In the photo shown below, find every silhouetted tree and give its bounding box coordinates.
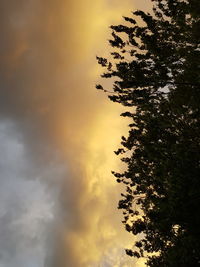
[97,0,200,266]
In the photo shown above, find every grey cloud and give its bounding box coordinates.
[0,120,63,267]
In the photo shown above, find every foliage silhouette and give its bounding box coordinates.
[97,0,200,266]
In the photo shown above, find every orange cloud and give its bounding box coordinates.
[0,0,147,266]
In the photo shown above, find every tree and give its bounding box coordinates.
[96,0,200,266]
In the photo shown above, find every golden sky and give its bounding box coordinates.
[0,0,150,266]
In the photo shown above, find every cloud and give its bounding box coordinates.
[0,120,61,267]
[0,0,147,266]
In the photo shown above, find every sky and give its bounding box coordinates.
[0,0,150,266]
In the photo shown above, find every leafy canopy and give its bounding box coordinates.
[97,0,200,266]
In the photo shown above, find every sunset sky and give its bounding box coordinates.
[0,1,150,266]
